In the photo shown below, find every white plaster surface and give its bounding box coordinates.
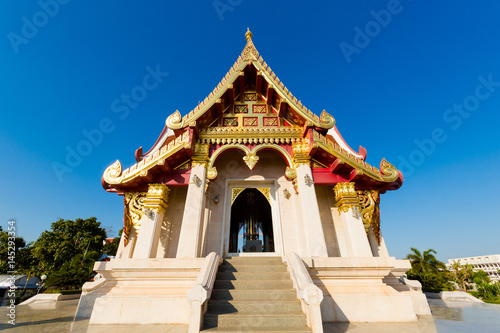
[177,165,207,258]
[321,294,417,322]
[90,296,190,324]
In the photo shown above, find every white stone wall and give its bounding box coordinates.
[156,186,188,258]
[315,185,341,257]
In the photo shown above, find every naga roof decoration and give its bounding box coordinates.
[102,29,403,193]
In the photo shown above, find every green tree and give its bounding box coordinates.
[102,229,122,257]
[472,270,500,300]
[45,251,101,289]
[447,261,475,291]
[30,217,107,274]
[0,225,29,274]
[405,248,448,291]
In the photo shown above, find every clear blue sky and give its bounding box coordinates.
[1,1,499,261]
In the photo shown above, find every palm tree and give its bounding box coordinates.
[405,248,446,275]
[405,248,448,291]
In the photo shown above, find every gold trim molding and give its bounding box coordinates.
[198,126,302,145]
[333,182,359,213]
[313,130,399,183]
[104,131,190,185]
[207,143,295,173]
[144,183,170,214]
[231,187,271,206]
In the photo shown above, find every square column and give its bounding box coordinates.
[293,142,328,257]
[176,144,209,258]
[333,182,373,257]
[133,184,170,258]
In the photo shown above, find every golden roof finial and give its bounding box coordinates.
[245,27,252,42]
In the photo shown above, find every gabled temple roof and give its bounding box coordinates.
[102,29,403,193]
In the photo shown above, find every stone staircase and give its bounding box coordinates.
[202,257,311,332]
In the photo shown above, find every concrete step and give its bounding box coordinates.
[202,327,311,332]
[207,300,302,314]
[211,289,298,301]
[216,271,290,281]
[214,279,292,290]
[223,257,283,264]
[203,313,308,329]
[218,264,287,273]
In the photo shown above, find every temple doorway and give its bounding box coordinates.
[228,188,274,253]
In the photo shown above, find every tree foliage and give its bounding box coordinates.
[30,217,107,275]
[447,261,475,291]
[405,247,449,291]
[470,269,500,300]
[0,226,29,274]
[45,251,100,289]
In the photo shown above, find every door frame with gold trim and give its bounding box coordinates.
[221,179,284,257]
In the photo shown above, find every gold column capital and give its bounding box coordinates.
[144,183,170,214]
[292,141,311,167]
[333,182,359,213]
[192,143,210,168]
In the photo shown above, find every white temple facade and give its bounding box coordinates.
[76,30,431,332]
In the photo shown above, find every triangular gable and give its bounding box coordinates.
[165,29,335,133]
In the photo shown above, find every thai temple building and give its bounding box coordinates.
[76,30,431,332]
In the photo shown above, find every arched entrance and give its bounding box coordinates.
[228,188,274,253]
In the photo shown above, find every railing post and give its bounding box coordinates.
[287,252,324,333]
[187,252,222,333]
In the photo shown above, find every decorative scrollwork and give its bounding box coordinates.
[194,143,210,156]
[165,109,183,129]
[285,166,297,180]
[123,192,147,246]
[256,187,271,204]
[103,160,123,185]
[380,158,399,182]
[357,190,381,244]
[207,166,218,180]
[231,188,246,205]
[243,152,259,170]
[319,109,335,129]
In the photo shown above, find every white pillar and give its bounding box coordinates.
[116,228,137,259]
[133,184,170,259]
[133,212,164,258]
[333,182,373,257]
[368,228,389,257]
[295,164,328,257]
[176,164,207,258]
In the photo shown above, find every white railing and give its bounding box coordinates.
[187,252,222,333]
[287,252,324,333]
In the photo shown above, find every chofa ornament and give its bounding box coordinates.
[166,109,183,129]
